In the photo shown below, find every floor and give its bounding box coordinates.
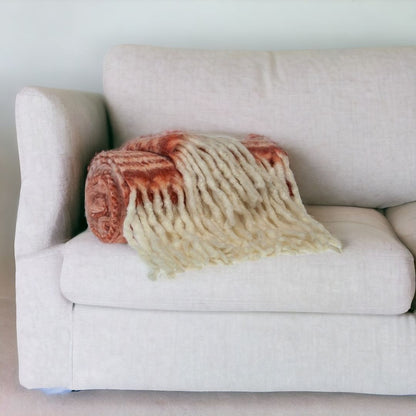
[2,270,416,415]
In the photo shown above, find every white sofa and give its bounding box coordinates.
[15,45,416,394]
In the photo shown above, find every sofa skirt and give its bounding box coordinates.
[72,305,416,394]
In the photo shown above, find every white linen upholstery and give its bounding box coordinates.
[15,245,72,389]
[15,87,110,258]
[15,87,110,389]
[104,45,416,208]
[5,302,416,415]
[72,304,416,394]
[386,202,416,258]
[60,206,415,315]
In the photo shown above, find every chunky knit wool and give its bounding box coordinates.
[85,131,341,279]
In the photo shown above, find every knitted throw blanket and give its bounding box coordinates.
[85,131,341,279]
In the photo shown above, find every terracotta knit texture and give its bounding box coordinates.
[85,131,341,279]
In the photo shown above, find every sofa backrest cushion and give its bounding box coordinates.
[103,45,416,208]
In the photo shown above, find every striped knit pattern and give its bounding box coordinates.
[85,131,341,279]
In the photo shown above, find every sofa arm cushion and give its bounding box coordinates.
[15,87,110,258]
[386,201,416,258]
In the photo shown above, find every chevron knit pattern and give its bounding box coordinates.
[85,131,341,279]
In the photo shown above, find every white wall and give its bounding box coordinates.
[1,0,416,295]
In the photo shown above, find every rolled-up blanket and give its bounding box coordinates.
[85,149,182,244]
[85,131,341,278]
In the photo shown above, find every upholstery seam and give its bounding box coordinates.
[319,220,390,230]
[71,302,75,389]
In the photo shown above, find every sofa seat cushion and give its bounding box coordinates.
[60,206,415,315]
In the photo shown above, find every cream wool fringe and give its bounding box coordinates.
[123,133,341,279]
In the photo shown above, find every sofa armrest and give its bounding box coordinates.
[15,87,110,258]
[386,201,416,258]
[15,245,73,388]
